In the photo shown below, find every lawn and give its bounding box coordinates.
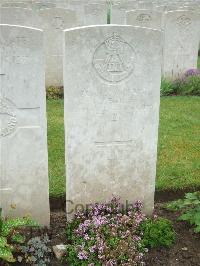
[47,97,200,197]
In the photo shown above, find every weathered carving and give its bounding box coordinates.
[0,97,17,137]
[93,33,135,83]
[136,13,152,22]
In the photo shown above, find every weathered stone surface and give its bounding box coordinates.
[39,8,78,87]
[0,24,50,226]
[84,2,107,25]
[64,25,162,219]
[53,244,67,260]
[0,7,39,28]
[1,2,29,8]
[68,0,87,25]
[163,10,200,79]
[111,0,138,24]
[126,9,163,30]
[32,1,56,10]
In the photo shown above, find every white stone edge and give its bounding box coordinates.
[0,23,43,32]
[164,9,199,14]
[63,24,162,33]
[126,9,163,14]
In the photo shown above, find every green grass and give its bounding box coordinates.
[47,100,65,197]
[157,97,200,191]
[47,97,200,197]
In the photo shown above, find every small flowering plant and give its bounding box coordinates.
[66,197,148,266]
[185,68,200,77]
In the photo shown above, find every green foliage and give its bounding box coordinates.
[18,235,51,265]
[165,192,200,233]
[161,75,200,96]
[180,75,200,96]
[0,207,39,263]
[139,217,176,248]
[46,86,64,100]
[160,78,176,96]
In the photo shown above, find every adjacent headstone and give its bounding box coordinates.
[39,8,78,86]
[84,3,107,25]
[68,0,87,25]
[138,1,154,9]
[0,24,50,226]
[111,0,138,24]
[32,1,56,10]
[1,2,29,8]
[126,9,163,30]
[163,10,200,79]
[0,8,39,28]
[64,25,162,219]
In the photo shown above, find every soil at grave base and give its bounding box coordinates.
[15,202,200,266]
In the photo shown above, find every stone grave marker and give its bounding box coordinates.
[0,24,50,226]
[39,8,78,87]
[163,10,200,79]
[1,1,29,8]
[111,0,138,24]
[64,25,162,219]
[68,0,87,25]
[126,9,163,30]
[0,7,39,28]
[32,1,56,10]
[84,2,107,25]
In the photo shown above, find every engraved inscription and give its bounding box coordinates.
[93,33,135,83]
[0,97,17,138]
[11,36,29,64]
[176,15,191,26]
[136,14,152,22]
[52,16,64,29]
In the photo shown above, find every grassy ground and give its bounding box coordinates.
[47,100,65,197]
[47,97,200,197]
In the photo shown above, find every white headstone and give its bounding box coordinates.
[0,7,39,28]
[68,0,87,25]
[126,9,163,30]
[1,2,29,8]
[0,24,50,226]
[32,1,56,10]
[163,10,200,79]
[64,25,162,219]
[39,8,78,87]
[111,0,138,24]
[84,3,107,25]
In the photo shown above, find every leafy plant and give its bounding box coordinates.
[46,86,64,100]
[165,191,200,233]
[0,207,38,263]
[160,78,176,96]
[161,69,200,96]
[139,217,176,248]
[18,235,51,265]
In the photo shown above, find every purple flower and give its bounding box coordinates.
[77,250,88,260]
[185,68,200,77]
[134,200,143,210]
[89,245,96,253]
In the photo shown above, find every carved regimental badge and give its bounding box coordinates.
[176,15,192,27]
[0,97,17,137]
[93,33,135,83]
[136,14,152,22]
